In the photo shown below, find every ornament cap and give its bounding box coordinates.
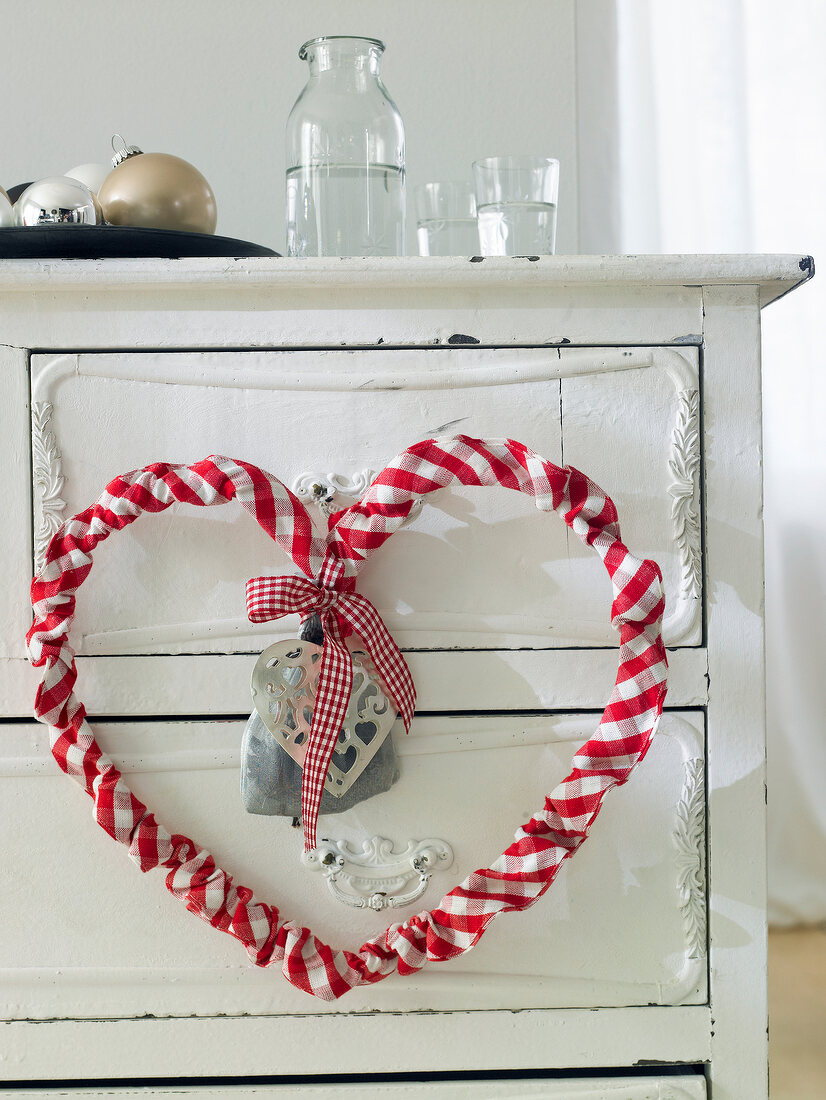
[110,133,143,168]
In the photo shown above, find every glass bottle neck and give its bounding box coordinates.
[301,37,383,82]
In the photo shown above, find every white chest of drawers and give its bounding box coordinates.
[0,255,813,1099]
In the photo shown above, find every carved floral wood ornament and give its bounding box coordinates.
[27,436,668,1001]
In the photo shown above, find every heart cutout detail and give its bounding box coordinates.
[28,436,668,1002]
[250,639,396,796]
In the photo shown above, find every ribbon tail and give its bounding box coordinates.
[344,592,417,731]
[300,614,353,851]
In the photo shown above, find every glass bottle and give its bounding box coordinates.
[286,36,406,257]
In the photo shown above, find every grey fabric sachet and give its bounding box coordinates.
[241,709,400,817]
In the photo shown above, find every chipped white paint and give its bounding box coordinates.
[0,1075,708,1098]
[30,343,701,654]
[0,345,32,661]
[0,712,705,1013]
[0,1007,712,1082]
[0,252,809,303]
[36,344,683,392]
[703,284,769,1100]
[0,257,798,1093]
[0,646,711,720]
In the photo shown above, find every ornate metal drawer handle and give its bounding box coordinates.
[302,835,454,911]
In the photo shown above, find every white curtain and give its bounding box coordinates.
[605,0,826,924]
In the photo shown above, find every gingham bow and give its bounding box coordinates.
[245,557,416,850]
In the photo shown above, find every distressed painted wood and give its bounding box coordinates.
[29,345,700,655]
[0,646,709,718]
[0,256,811,353]
[0,1077,708,1098]
[0,346,31,660]
[0,252,809,300]
[0,1007,711,1080]
[0,711,705,1019]
[0,256,797,1091]
[702,284,769,1100]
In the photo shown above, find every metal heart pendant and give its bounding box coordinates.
[250,640,397,798]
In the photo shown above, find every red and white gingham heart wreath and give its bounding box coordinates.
[28,435,667,1001]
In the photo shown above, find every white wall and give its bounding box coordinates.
[609,0,826,925]
[0,0,580,255]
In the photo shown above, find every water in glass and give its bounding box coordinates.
[416,217,479,256]
[476,201,557,256]
[287,164,405,257]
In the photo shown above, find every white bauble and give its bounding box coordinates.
[65,162,110,195]
[0,191,13,227]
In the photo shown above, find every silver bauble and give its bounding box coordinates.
[14,176,99,226]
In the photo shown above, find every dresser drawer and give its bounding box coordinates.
[0,1076,708,1098]
[30,345,700,666]
[1,710,705,1020]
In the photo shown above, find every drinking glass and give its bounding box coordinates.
[473,155,559,256]
[415,181,478,256]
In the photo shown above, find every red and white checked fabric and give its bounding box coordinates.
[245,565,416,849]
[27,436,668,1001]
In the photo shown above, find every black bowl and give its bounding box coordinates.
[0,223,279,259]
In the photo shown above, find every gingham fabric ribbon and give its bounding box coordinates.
[245,562,416,850]
[27,436,667,1001]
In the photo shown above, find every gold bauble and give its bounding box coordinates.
[98,152,217,235]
